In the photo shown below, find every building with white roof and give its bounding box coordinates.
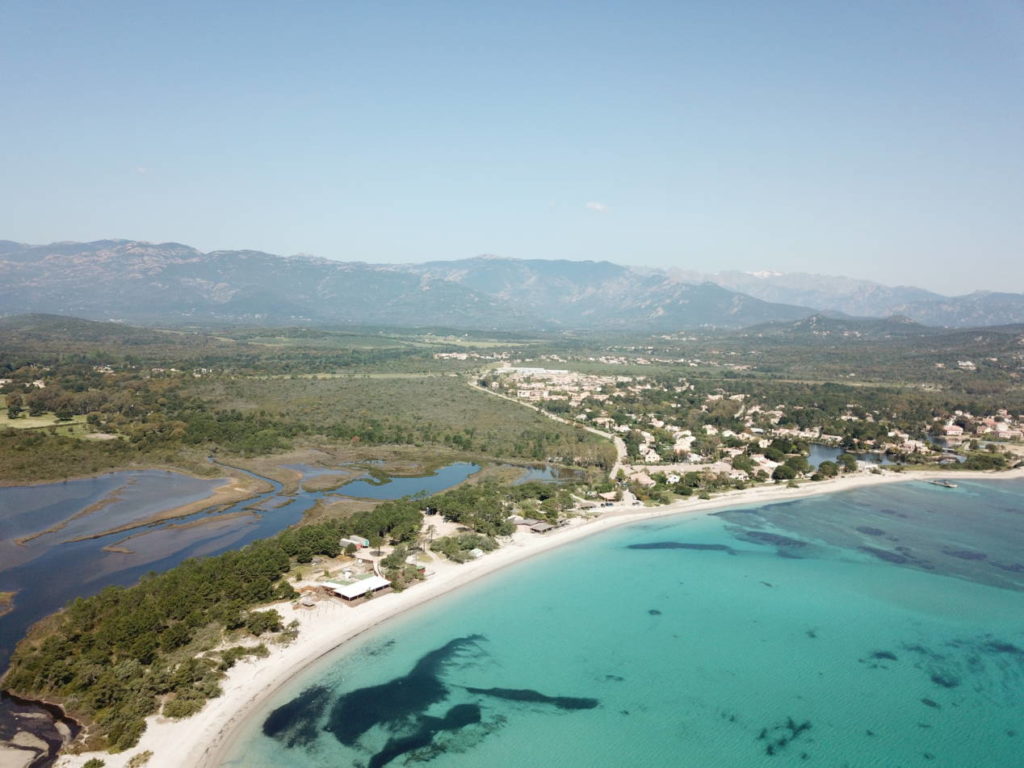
[324,576,391,601]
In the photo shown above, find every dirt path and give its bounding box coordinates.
[467,381,626,480]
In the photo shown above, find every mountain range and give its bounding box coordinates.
[1,239,1022,331]
[678,269,1024,327]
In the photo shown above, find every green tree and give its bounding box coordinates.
[837,453,859,473]
[784,455,811,475]
[27,394,47,417]
[772,464,796,482]
[817,460,839,478]
[244,609,283,636]
[369,534,384,556]
[6,392,23,419]
[731,454,756,473]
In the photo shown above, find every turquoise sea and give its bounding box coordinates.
[220,479,1024,768]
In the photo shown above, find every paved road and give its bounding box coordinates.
[468,381,627,481]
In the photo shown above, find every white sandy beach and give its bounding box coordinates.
[55,466,1024,768]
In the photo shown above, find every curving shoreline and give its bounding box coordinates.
[54,467,1024,768]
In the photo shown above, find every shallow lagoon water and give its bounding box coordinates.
[0,462,482,763]
[808,444,897,467]
[0,468,299,672]
[332,462,480,500]
[224,479,1024,768]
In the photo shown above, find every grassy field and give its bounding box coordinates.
[0,394,90,433]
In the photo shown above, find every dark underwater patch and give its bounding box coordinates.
[984,640,1024,655]
[465,686,599,710]
[901,643,946,667]
[756,717,812,757]
[856,526,886,536]
[878,507,908,518]
[627,541,736,554]
[930,672,960,689]
[859,649,899,669]
[921,698,941,709]
[942,548,987,561]
[859,546,909,564]
[648,608,662,616]
[262,685,330,747]
[368,703,482,768]
[903,643,938,658]
[293,634,599,765]
[325,634,485,746]
[365,639,397,657]
[738,531,808,548]
[776,549,805,559]
[990,561,1024,573]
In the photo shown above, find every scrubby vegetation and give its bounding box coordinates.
[0,366,613,483]
[2,520,355,750]
[192,374,613,466]
[432,533,499,563]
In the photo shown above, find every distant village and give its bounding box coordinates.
[482,364,1024,489]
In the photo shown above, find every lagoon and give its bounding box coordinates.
[0,461,482,764]
[331,462,480,500]
[807,443,897,467]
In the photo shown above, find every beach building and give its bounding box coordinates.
[323,576,391,601]
[530,522,554,533]
[340,535,370,549]
[628,471,657,489]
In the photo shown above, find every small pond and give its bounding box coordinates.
[330,462,480,500]
[808,444,899,468]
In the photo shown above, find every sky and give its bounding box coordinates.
[1,0,1022,294]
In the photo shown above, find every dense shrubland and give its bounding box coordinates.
[0,371,614,481]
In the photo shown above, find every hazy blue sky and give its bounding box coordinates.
[1,0,1021,294]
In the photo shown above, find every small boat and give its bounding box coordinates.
[929,480,958,489]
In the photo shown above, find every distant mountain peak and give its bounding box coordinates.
[3,239,1024,330]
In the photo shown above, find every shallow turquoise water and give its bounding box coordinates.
[221,479,1024,768]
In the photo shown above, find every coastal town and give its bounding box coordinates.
[481,363,1024,493]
